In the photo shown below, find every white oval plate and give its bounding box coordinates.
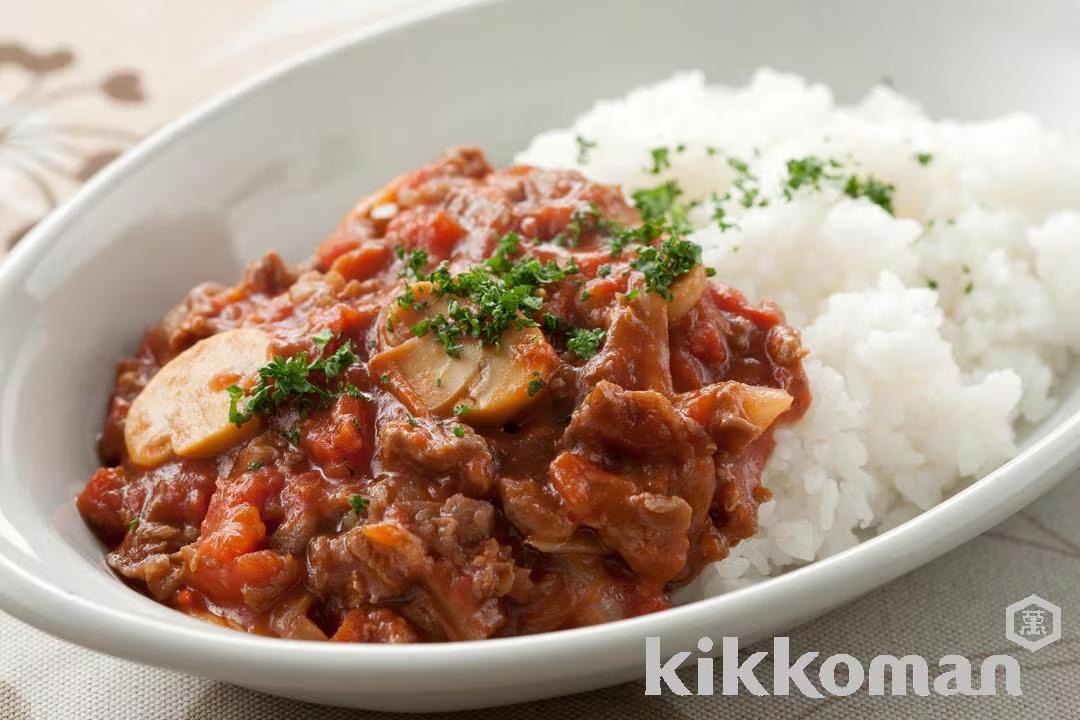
[2,0,1080,711]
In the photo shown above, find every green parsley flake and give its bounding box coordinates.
[127,517,139,532]
[632,182,680,220]
[452,424,466,438]
[247,461,263,472]
[349,494,369,515]
[227,336,358,427]
[575,135,598,164]
[630,234,703,300]
[843,176,896,215]
[783,156,840,198]
[647,146,672,175]
[567,327,606,360]
[345,384,372,401]
[527,377,545,397]
[453,404,471,416]
[543,313,566,333]
[397,247,430,281]
[401,236,578,357]
[915,152,934,166]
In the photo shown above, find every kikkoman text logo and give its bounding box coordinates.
[645,637,1021,697]
[646,595,1062,697]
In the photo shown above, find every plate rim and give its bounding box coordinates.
[0,0,1078,698]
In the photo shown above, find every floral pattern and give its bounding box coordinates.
[0,43,145,251]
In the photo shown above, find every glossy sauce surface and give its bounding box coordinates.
[78,148,809,642]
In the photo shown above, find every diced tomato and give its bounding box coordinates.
[76,467,128,538]
[315,229,362,270]
[300,395,373,477]
[711,283,783,328]
[390,208,466,262]
[330,243,393,282]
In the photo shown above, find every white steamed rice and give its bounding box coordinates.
[515,69,1080,591]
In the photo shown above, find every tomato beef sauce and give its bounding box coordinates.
[77,147,809,642]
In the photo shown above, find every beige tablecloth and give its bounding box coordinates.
[2,2,1078,717]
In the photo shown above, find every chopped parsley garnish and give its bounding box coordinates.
[597,264,611,278]
[705,158,761,229]
[452,424,466,438]
[543,313,567,332]
[728,157,762,208]
[964,281,974,294]
[453,404,471,416]
[783,156,841,198]
[380,373,389,384]
[604,220,663,258]
[227,335,358,426]
[345,384,371,400]
[485,232,523,274]
[712,202,735,231]
[247,461,263,472]
[285,427,301,446]
[915,152,934,166]
[566,327,606,360]
[527,377,545,396]
[554,205,600,247]
[397,247,430,280]
[647,146,672,175]
[631,181,687,228]
[400,236,579,357]
[349,494,369,515]
[843,175,896,214]
[311,328,334,349]
[575,135,597,164]
[127,517,139,532]
[630,234,703,300]
[927,278,939,290]
[773,155,896,215]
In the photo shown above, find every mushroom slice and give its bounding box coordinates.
[666,265,707,324]
[124,328,272,467]
[371,281,560,423]
[381,281,440,348]
[458,326,560,425]
[368,335,482,416]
